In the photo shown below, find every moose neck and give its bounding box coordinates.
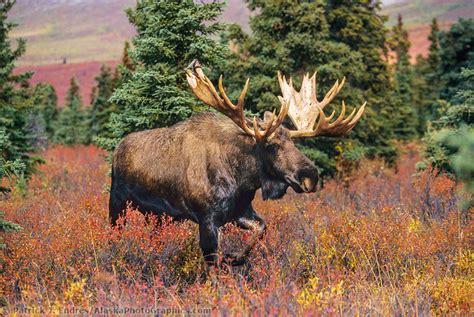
[253,142,289,201]
[206,115,290,201]
[225,134,286,200]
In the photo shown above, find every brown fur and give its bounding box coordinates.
[110,111,318,264]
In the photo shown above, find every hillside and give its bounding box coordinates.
[9,0,473,105]
[383,0,473,26]
[15,61,119,106]
[10,0,249,105]
[9,0,249,66]
[9,0,473,66]
[9,0,135,66]
[381,0,474,61]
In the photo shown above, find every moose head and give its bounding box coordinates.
[185,60,366,199]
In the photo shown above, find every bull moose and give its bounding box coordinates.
[109,60,366,265]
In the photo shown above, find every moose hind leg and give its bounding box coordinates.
[109,192,127,228]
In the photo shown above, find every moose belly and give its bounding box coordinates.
[124,183,199,223]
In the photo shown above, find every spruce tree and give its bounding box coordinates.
[53,77,88,145]
[0,0,36,171]
[326,0,390,93]
[427,18,441,79]
[424,68,473,209]
[96,0,228,153]
[111,41,135,89]
[31,83,58,142]
[0,0,36,244]
[422,19,474,209]
[121,41,135,72]
[223,0,397,177]
[0,128,23,248]
[90,64,117,139]
[325,0,400,166]
[388,15,418,140]
[413,18,442,132]
[425,18,443,119]
[412,55,431,134]
[437,18,474,104]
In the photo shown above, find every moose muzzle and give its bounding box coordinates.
[301,176,317,193]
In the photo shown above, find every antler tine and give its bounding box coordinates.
[342,104,358,124]
[310,71,317,103]
[218,75,236,110]
[289,100,366,138]
[330,99,346,126]
[187,60,288,141]
[237,78,250,109]
[253,109,275,139]
[279,68,366,139]
[217,75,259,137]
[318,77,346,110]
[268,97,290,138]
[253,98,289,141]
[326,109,336,121]
[350,102,366,124]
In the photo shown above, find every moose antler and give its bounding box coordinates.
[186,60,289,141]
[278,71,366,138]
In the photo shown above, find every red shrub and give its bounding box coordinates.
[0,144,471,315]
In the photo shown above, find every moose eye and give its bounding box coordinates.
[266,143,279,152]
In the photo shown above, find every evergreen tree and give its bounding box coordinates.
[25,106,47,149]
[31,83,58,142]
[0,0,37,244]
[53,77,88,145]
[96,0,228,153]
[412,55,431,134]
[223,0,397,177]
[90,64,117,140]
[388,15,418,140]
[327,0,390,93]
[390,15,411,66]
[421,19,474,209]
[413,18,443,132]
[326,0,400,166]
[416,18,472,131]
[121,40,135,72]
[225,1,356,112]
[0,0,36,171]
[427,18,441,80]
[0,128,23,248]
[437,18,474,104]
[435,126,474,210]
[111,41,135,89]
[424,68,473,209]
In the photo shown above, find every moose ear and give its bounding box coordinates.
[263,111,274,124]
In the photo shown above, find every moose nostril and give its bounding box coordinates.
[297,167,318,192]
[303,178,311,191]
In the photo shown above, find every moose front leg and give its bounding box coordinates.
[198,219,219,265]
[236,206,266,239]
[226,204,266,264]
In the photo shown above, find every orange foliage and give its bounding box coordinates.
[0,144,472,315]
